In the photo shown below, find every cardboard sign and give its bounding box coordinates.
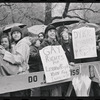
[39,45,71,83]
[72,27,97,59]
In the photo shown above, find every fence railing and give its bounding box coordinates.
[0,61,100,94]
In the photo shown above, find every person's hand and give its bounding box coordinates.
[0,45,4,49]
[69,62,75,66]
[96,46,99,50]
[96,46,100,51]
[0,46,6,55]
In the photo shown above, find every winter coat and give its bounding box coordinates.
[28,45,40,72]
[39,38,59,71]
[61,39,81,64]
[3,37,31,73]
[61,41,74,63]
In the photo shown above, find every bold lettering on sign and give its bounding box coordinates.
[28,76,32,83]
[28,76,37,83]
[76,69,79,75]
[70,68,80,76]
[43,48,50,56]
[33,76,37,82]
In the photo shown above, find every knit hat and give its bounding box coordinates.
[11,26,22,36]
[44,24,56,38]
[58,26,70,37]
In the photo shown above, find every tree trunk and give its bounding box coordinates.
[45,3,52,25]
[9,5,15,23]
[63,3,70,18]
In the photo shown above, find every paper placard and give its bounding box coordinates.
[39,45,71,83]
[72,27,97,59]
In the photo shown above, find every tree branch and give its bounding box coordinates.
[67,15,89,23]
[34,18,45,24]
[68,8,100,13]
[0,13,10,21]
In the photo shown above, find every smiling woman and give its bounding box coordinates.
[38,24,62,96]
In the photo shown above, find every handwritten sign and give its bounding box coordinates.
[39,45,71,83]
[72,27,97,59]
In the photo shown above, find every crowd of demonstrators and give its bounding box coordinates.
[0,26,33,97]
[0,22,100,97]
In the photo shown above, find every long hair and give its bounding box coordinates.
[57,26,71,45]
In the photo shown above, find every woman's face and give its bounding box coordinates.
[38,33,44,40]
[1,37,9,49]
[61,29,69,41]
[47,29,56,39]
[12,31,22,42]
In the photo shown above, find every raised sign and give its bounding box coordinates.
[39,45,71,83]
[72,27,97,59]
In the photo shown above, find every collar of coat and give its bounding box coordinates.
[17,37,32,46]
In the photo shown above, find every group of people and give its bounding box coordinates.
[0,23,100,97]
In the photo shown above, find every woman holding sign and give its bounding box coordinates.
[39,25,62,96]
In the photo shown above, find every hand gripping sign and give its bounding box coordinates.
[72,27,97,59]
[39,45,71,83]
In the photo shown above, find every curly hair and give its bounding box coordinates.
[0,34,11,49]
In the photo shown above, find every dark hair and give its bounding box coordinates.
[57,26,69,37]
[38,32,44,38]
[0,34,11,49]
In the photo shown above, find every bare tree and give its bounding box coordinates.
[63,3,100,23]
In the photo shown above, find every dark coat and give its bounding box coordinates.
[61,41,74,63]
[28,45,40,72]
[61,39,81,64]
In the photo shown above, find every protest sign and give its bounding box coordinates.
[72,27,97,59]
[39,45,71,83]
